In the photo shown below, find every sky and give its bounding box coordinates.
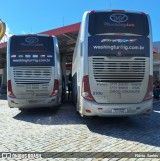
[0,0,160,42]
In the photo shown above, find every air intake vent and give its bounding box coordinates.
[92,58,145,82]
[13,66,52,84]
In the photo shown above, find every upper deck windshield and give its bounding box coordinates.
[88,12,149,36]
[10,36,54,66]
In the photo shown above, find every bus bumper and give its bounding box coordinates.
[81,99,153,117]
[8,96,60,109]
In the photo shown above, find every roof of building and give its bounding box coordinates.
[40,22,80,62]
[0,22,80,68]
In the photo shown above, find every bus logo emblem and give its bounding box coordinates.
[25,37,39,44]
[117,52,122,56]
[110,13,128,23]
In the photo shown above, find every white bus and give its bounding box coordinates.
[7,34,62,109]
[72,10,153,117]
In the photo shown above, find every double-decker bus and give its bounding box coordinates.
[72,10,153,117]
[7,34,62,109]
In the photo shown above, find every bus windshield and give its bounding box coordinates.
[10,36,54,67]
[88,12,149,36]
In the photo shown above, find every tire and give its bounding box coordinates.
[19,108,28,112]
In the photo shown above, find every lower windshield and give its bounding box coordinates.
[89,12,149,36]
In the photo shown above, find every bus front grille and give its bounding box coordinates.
[13,66,52,84]
[92,58,146,82]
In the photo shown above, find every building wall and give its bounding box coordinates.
[153,42,160,80]
[153,41,160,53]
[153,65,160,80]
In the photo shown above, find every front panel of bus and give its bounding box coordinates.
[7,35,56,102]
[84,11,152,104]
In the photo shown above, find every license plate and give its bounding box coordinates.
[28,100,38,104]
[112,108,127,113]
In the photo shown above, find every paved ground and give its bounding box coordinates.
[0,95,160,161]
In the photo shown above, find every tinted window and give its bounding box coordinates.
[10,36,55,66]
[89,12,149,36]
[10,36,54,52]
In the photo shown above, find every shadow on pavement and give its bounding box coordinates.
[13,101,160,147]
[0,94,7,100]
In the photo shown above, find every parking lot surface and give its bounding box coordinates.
[0,96,160,161]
